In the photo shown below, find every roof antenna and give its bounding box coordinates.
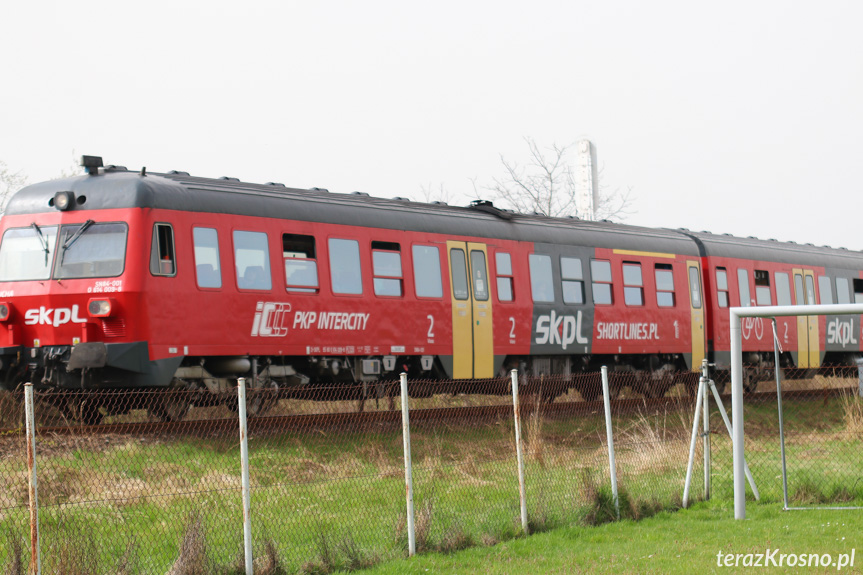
[140,166,147,177]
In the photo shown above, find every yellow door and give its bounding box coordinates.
[687,261,706,369]
[468,243,494,378]
[793,269,821,368]
[447,242,494,378]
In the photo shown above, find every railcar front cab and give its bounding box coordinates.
[0,157,137,392]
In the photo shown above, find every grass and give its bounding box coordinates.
[0,374,861,573]
[357,500,863,574]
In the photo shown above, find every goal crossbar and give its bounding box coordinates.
[731,303,863,520]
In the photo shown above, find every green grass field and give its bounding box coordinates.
[361,501,863,574]
[0,381,861,573]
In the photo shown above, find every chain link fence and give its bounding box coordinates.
[708,364,863,509]
[0,364,857,573]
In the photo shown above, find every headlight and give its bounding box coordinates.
[0,303,10,321]
[53,191,75,211]
[87,298,113,317]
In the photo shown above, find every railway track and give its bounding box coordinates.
[20,386,855,437]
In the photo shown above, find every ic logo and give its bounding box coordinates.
[251,302,291,337]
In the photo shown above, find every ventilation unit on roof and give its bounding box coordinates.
[220,176,240,182]
[469,199,514,220]
[392,197,410,201]
[311,187,329,192]
[168,170,190,176]
[432,201,448,205]
[351,191,370,196]
[266,182,286,187]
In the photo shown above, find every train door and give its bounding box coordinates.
[687,261,706,369]
[446,241,494,378]
[793,269,821,368]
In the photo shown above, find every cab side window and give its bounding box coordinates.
[150,223,176,277]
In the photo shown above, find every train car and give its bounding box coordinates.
[681,231,863,391]
[0,156,860,420]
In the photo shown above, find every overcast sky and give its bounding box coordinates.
[2,1,862,249]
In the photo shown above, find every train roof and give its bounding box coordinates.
[7,164,862,269]
[7,167,698,256]
[678,229,863,270]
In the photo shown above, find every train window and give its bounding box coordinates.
[470,250,489,301]
[329,238,363,295]
[737,269,751,307]
[819,276,834,305]
[688,266,702,309]
[283,233,318,293]
[837,277,851,304]
[561,257,584,305]
[622,262,644,306]
[854,279,863,304]
[0,225,58,281]
[529,254,554,303]
[794,274,805,305]
[591,259,613,305]
[234,231,272,290]
[754,270,772,306]
[412,245,443,298]
[193,227,221,288]
[775,272,791,306]
[372,242,403,297]
[495,252,514,302]
[654,263,675,307]
[450,248,469,300]
[150,223,176,277]
[806,276,817,305]
[55,222,127,279]
[715,268,729,308]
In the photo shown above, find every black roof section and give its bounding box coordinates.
[8,165,861,268]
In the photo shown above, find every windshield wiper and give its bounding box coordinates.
[30,222,50,267]
[59,219,94,265]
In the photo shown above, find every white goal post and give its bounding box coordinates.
[732,303,863,520]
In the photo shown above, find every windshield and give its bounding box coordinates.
[55,222,128,279]
[0,222,128,282]
[0,226,59,281]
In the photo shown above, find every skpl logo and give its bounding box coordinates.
[24,306,87,327]
[827,318,858,348]
[251,302,291,337]
[535,310,588,350]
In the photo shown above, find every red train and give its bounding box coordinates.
[0,156,860,420]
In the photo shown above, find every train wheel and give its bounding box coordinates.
[148,393,191,422]
[65,395,104,425]
[246,380,279,417]
[742,367,759,394]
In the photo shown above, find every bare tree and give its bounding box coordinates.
[0,160,27,215]
[487,137,634,221]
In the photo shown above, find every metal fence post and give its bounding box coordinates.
[237,377,253,575]
[702,360,711,500]
[24,383,41,575]
[682,377,704,508]
[600,367,620,520]
[400,373,416,556]
[510,370,529,534]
